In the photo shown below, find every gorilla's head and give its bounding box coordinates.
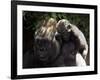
[56,19,72,42]
[34,18,60,65]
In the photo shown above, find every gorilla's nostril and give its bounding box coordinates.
[40,48,44,51]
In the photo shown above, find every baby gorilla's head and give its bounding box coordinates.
[56,19,71,42]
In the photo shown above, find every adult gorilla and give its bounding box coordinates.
[33,18,64,67]
[23,18,61,68]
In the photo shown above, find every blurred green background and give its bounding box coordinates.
[23,11,90,65]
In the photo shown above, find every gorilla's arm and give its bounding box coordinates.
[70,24,88,59]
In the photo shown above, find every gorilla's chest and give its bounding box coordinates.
[61,42,77,66]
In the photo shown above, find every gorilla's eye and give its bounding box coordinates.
[66,25,71,32]
[40,47,46,51]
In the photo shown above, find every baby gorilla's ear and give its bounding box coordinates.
[66,25,72,32]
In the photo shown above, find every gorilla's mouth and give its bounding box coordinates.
[39,55,48,61]
[38,51,49,61]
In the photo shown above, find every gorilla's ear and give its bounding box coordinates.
[67,25,72,32]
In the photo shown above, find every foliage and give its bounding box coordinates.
[23,11,89,44]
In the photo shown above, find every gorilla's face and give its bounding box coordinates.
[56,19,71,42]
[35,38,51,61]
[60,28,70,41]
[34,37,59,63]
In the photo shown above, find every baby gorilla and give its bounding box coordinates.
[56,19,88,66]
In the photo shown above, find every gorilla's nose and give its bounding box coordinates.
[40,48,45,51]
